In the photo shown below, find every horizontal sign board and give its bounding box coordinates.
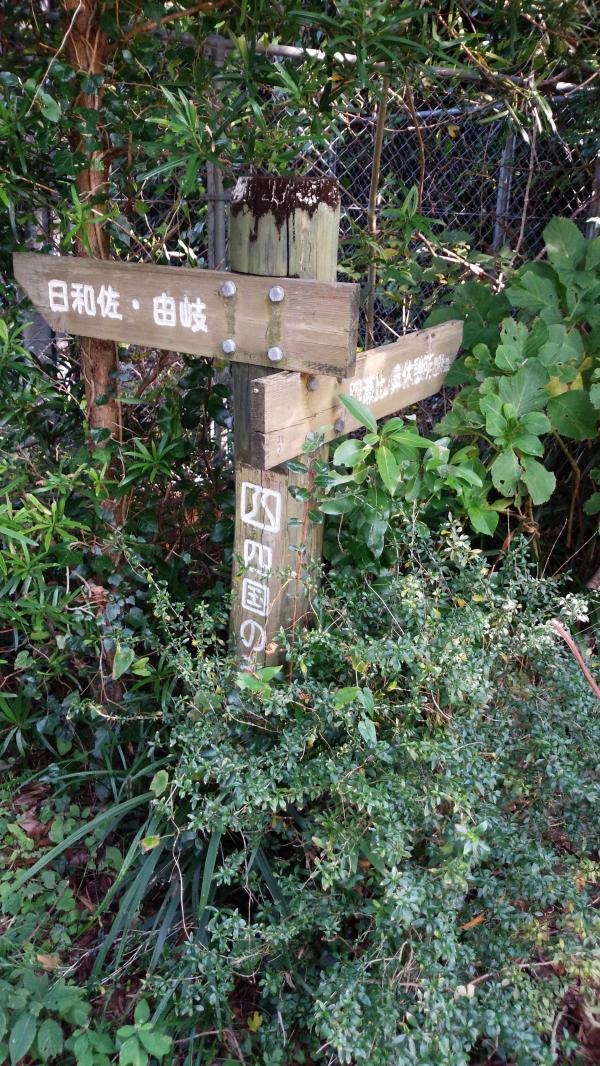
[13,253,359,377]
[249,319,463,468]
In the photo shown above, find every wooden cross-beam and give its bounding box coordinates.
[249,319,463,469]
[13,252,359,377]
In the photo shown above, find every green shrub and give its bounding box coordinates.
[135,522,600,1064]
[429,217,600,547]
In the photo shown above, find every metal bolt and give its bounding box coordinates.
[222,338,236,354]
[334,417,346,434]
[306,431,316,442]
[267,346,283,362]
[220,280,237,298]
[269,285,285,303]
[307,376,319,391]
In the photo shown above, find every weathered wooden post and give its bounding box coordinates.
[228,175,344,667]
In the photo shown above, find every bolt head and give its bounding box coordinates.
[267,346,283,362]
[222,338,236,354]
[220,280,237,298]
[269,285,285,303]
[306,431,316,442]
[334,417,346,434]
[307,376,319,391]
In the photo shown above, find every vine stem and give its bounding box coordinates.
[550,619,600,701]
[552,430,581,548]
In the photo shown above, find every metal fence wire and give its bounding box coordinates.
[205,53,598,345]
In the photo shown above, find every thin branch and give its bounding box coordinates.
[365,76,390,349]
[404,81,425,211]
[122,0,229,44]
[25,1,83,117]
[550,619,600,701]
[515,122,537,256]
[552,430,582,548]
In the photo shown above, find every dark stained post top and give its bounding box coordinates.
[229,174,342,283]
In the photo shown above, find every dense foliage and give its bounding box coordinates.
[1,3,600,1064]
[2,318,600,1063]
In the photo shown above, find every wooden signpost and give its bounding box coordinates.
[12,174,463,670]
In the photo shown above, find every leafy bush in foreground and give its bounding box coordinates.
[123,523,599,1065]
[430,218,600,553]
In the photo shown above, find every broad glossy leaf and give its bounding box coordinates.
[334,687,360,710]
[36,1019,63,1062]
[521,411,551,435]
[491,450,520,496]
[521,458,556,504]
[467,505,499,536]
[9,1013,36,1065]
[333,439,369,467]
[319,496,355,516]
[543,217,586,269]
[507,269,560,314]
[497,362,547,416]
[150,770,169,797]
[134,1002,150,1026]
[538,323,583,366]
[376,445,400,496]
[494,319,528,372]
[547,390,597,441]
[339,392,378,433]
[358,718,377,747]
[511,433,544,456]
[480,393,507,436]
[112,644,135,681]
[118,1035,147,1066]
[138,1029,172,1058]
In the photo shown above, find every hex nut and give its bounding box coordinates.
[267,346,284,362]
[220,280,237,298]
[222,338,236,354]
[269,285,285,303]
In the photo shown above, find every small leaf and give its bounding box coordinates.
[133,1001,150,1026]
[150,771,169,797]
[376,445,400,495]
[247,1012,263,1033]
[339,392,378,433]
[138,1029,172,1058]
[38,91,61,123]
[119,1035,147,1066]
[140,835,161,852]
[334,687,360,710]
[357,718,377,746]
[112,644,135,681]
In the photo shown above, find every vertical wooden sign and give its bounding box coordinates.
[229,175,342,667]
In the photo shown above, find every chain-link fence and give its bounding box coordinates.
[204,44,598,346]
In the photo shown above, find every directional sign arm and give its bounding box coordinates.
[13,252,359,377]
[249,320,464,469]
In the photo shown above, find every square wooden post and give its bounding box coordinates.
[229,175,342,666]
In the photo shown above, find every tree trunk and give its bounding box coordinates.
[63,0,121,441]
